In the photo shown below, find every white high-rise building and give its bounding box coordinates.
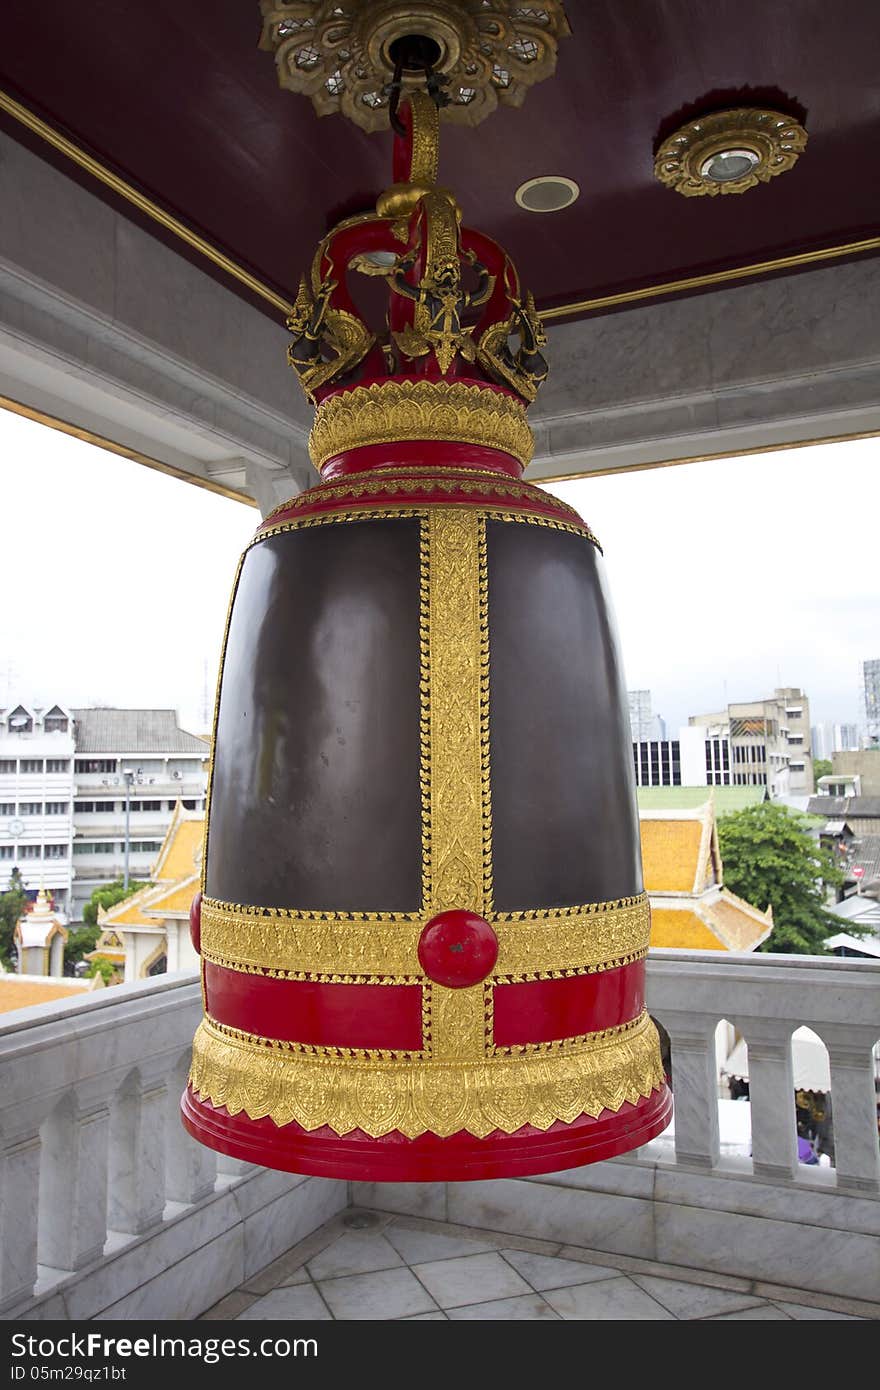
[1,703,209,921]
[0,703,75,915]
[863,659,880,746]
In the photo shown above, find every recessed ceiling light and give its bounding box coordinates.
[700,148,760,183]
[654,108,807,197]
[515,175,580,213]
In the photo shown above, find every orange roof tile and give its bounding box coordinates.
[639,818,704,893]
[649,908,725,951]
[0,977,100,1014]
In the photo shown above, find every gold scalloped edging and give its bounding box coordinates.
[308,380,535,470]
[189,1009,664,1138]
[260,467,587,529]
[199,893,650,980]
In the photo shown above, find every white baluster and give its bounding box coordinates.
[164,1056,217,1204]
[38,1084,110,1270]
[108,1064,168,1234]
[655,1010,720,1169]
[736,1019,798,1180]
[217,1154,257,1178]
[821,1025,880,1193]
[0,1119,42,1312]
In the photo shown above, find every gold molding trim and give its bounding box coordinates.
[308,380,534,469]
[252,506,593,546]
[0,395,257,508]
[2,87,875,331]
[199,893,651,979]
[540,238,880,322]
[655,108,807,199]
[189,1009,664,1138]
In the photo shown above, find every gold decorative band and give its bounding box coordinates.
[199,893,651,980]
[308,380,535,470]
[189,1009,665,1138]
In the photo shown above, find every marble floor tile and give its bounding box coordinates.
[708,1304,792,1320]
[772,1302,862,1320]
[501,1249,620,1291]
[236,1285,331,1320]
[385,1225,497,1265]
[277,1267,310,1287]
[448,1294,560,1320]
[318,1267,437,1320]
[201,1290,259,1320]
[545,1276,674,1320]
[307,1231,404,1280]
[402,1311,448,1320]
[412,1252,531,1309]
[630,1275,767,1320]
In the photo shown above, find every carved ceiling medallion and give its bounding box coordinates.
[654,108,808,197]
[258,1,572,131]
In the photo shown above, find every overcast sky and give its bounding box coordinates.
[1,407,877,736]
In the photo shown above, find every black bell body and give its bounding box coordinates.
[182,378,671,1180]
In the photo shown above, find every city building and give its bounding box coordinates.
[632,724,732,788]
[690,688,814,797]
[811,721,860,759]
[70,708,209,919]
[863,659,880,746]
[827,749,880,797]
[1,705,208,920]
[0,703,75,914]
[627,689,654,741]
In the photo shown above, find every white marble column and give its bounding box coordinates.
[822,1025,880,1193]
[737,1019,798,1180]
[0,1122,41,1312]
[38,1087,110,1270]
[164,1060,217,1204]
[108,1066,168,1234]
[657,1010,720,1170]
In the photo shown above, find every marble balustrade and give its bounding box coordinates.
[0,973,346,1320]
[1,952,877,1317]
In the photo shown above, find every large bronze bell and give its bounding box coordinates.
[181,95,671,1180]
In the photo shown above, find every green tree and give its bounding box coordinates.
[81,879,147,929]
[85,955,116,984]
[717,803,845,954]
[813,758,832,784]
[64,879,147,971]
[0,867,28,968]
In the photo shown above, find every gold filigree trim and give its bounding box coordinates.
[262,468,587,528]
[199,893,651,980]
[419,518,432,914]
[253,508,594,548]
[189,1009,664,1138]
[308,380,534,470]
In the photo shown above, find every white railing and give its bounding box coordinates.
[1,952,877,1318]
[646,950,880,1193]
[0,973,345,1318]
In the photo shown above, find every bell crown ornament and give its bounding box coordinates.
[181,77,671,1182]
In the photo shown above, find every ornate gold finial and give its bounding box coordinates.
[655,108,808,197]
[258,1,572,132]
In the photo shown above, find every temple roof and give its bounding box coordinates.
[0,973,103,1015]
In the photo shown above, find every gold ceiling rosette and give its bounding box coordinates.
[258,0,572,130]
[654,107,808,197]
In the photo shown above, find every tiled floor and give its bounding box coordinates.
[202,1210,877,1321]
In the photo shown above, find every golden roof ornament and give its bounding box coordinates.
[258,1,572,131]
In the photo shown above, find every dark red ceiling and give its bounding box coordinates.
[2,1,878,323]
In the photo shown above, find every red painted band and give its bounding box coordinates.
[182,1084,673,1181]
[203,961,423,1052]
[493,960,645,1048]
[320,440,523,480]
